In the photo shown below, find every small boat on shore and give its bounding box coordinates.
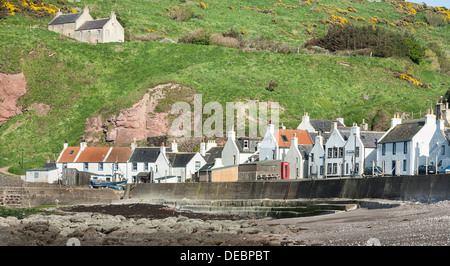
[89,173,127,190]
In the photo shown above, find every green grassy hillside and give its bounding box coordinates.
[0,0,449,174]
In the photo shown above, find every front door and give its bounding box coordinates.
[392,160,396,176]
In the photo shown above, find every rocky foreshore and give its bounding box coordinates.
[1,200,449,246]
[0,205,296,246]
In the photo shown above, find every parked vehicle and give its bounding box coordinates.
[418,165,436,175]
[90,173,127,190]
[438,165,450,174]
[364,166,383,176]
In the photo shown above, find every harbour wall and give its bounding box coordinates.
[127,175,450,203]
[0,174,122,208]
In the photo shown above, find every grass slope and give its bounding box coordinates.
[0,0,449,174]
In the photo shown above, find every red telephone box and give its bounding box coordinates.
[281,161,289,179]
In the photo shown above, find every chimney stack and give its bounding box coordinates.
[315,134,324,147]
[425,109,436,125]
[360,119,368,131]
[291,133,298,148]
[267,119,275,134]
[302,112,310,123]
[80,139,87,151]
[171,139,178,153]
[390,113,402,129]
[110,11,116,21]
[206,140,217,151]
[227,126,236,141]
[131,138,137,151]
[332,122,338,132]
[160,142,166,155]
[200,139,206,156]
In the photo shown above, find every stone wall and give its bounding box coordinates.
[0,175,121,208]
[128,175,450,203]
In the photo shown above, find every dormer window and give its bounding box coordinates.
[243,140,249,149]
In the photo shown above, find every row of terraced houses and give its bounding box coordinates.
[24,101,450,184]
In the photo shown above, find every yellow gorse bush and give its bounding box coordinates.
[394,72,430,89]
[321,15,349,27]
[196,2,206,9]
[2,0,58,17]
[280,30,296,38]
[240,5,277,16]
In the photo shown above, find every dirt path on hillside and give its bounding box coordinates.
[0,168,19,178]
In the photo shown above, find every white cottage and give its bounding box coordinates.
[309,134,325,178]
[377,111,442,176]
[127,143,175,183]
[259,122,313,162]
[297,112,345,133]
[308,122,385,178]
[221,128,258,166]
[24,161,58,184]
[284,133,312,179]
[155,144,206,183]
[48,6,124,43]
[323,122,347,177]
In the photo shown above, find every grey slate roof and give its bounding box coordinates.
[129,147,172,163]
[167,153,197,167]
[444,129,450,144]
[30,162,57,171]
[48,13,82,25]
[76,18,110,31]
[360,131,385,148]
[202,146,224,164]
[310,119,345,133]
[297,144,313,159]
[309,132,332,145]
[378,119,425,144]
[199,163,214,172]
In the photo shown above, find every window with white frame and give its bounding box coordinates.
[195,161,201,171]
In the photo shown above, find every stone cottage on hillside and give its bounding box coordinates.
[48,6,124,43]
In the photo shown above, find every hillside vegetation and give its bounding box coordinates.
[0,0,449,174]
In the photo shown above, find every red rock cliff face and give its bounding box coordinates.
[84,83,196,144]
[0,72,27,126]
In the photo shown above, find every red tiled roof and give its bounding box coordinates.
[275,129,313,147]
[75,147,111,163]
[58,147,80,163]
[105,147,132,162]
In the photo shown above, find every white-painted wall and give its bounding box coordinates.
[259,123,279,161]
[308,135,325,178]
[377,114,439,176]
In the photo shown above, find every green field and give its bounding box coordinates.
[0,0,449,174]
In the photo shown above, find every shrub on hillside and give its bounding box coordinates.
[306,24,424,64]
[425,10,449,26]
[210,34,240,49]
[266,80,278,92]
[131,32,165,42]
[179,28,210,45]
[403,37,424,64]
[427,42,450,74]
[168,6,195,21]
[248,36,294,54]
